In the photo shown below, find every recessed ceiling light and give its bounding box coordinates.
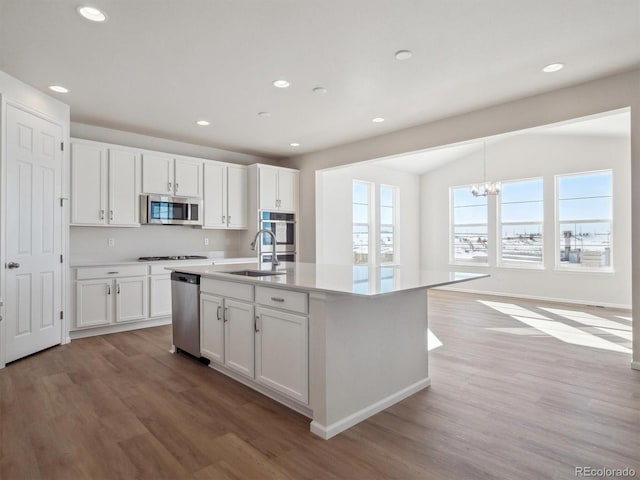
[77,6,107,22]
[394,50,413,60]
[312,87,327,94]
[542,63,564,73]
[257,111,271,117]
[48,85,69,93]
[273,80,290,88]
[196,120,210,126]
[290,143,300,147]
[372,117,385,123]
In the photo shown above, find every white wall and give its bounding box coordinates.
[69,226,251,264]
[421,134,631,308]
[316,163,420,265]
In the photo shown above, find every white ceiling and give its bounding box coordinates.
[1,0,638,158]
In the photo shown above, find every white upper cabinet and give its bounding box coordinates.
[71,142,106,225]
[71,140,140,226]
[109,149,139,226]
[203,163,248,229]
[141,153,173,195]
[258,165,298,212]
[142,154,203,198]
[174,157,203,197]
[226,166,248,229]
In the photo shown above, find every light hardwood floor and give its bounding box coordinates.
[0,291,637,479]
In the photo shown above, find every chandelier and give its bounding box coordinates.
[471,142,500,197]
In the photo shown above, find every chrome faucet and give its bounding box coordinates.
[251,229,280,270]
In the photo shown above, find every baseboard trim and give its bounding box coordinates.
[439,286,631,310]
[631,362,640,371]
[310,377,431,440]
[69,317,171,339]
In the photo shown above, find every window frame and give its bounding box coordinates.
[450,184,490,266]
[555,169,614,272]
[379,184,398,265]
[352,180,373,265]
[497,176,545,269]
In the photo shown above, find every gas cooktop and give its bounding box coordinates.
[138,255,209,262]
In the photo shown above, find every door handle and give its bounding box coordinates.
[116,284,120,294]
[175,183,179,192]
[168,182,172,192]
[109,210,114,221]
[254,315,260,332]
[216,305,222,321]
[100,209,105,220]
[7,262,20,269]
[223,307,229,322]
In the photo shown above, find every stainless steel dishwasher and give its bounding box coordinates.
[170,271,202,358]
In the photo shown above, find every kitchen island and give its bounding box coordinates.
[168,262,487,439]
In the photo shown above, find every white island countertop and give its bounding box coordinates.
[167,261,488,297]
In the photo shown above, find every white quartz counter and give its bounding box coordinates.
[70,257,257,268]
[167,261,488,297]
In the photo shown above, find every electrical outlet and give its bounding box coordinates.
[108,238,115,247]
[204,237,209,246]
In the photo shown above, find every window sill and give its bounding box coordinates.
[497,264,545,271]
[553,267,616,275]
[449,262,489,268]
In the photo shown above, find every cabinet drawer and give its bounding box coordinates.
[149,264,173,275]
[201,278,254,302]
[76,265,148,280]
[255,286,307,314]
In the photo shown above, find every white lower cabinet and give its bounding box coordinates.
[150,274,172,317]
[200,291,255,379]
[76,275,148,327]
[76,279,112,328]
[255,306,309,404]
[115,276,148,322]
[200,278,309,405]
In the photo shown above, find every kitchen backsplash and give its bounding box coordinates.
[70,226,255,263]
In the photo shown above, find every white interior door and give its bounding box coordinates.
[5,105,63,363]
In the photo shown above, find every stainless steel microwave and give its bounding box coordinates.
[140,195,202,225]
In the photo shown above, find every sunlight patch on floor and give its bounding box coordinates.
[540,307,631,331]
[428,328,443,351]
[478,300,632,354]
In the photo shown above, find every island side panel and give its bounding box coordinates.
[309,289,430,439]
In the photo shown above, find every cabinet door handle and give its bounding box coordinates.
[216,305,222,321]
[222,215,225,223]
[100,209,105,220]
[223,307,228,322]
[270,297,285,303]
[107,271,119,274]
[227,215,231,224]
[109,210,114,221]
[168,182,172,192]
[107,285,111,295]
[116,284,120,294]
[254,315,260,332]
[175,183,179,192]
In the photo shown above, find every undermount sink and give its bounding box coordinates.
[226,270,285,277]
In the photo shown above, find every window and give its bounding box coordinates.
[353,181,371,265]
[379,185,397,264]
[451,186,488,264]
[499,178,544,266]
[557,170,612,269]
